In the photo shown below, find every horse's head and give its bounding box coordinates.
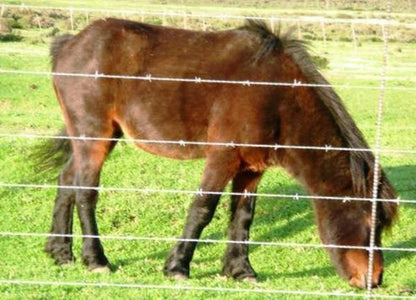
[327,171,398,289]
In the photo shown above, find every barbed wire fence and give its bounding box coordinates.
[0,1,415,299]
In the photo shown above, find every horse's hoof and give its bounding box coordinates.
[58,260,75,267]
[168,273,188,281]
[221,272,258,283]
[166,273,189,281]
[164,263,189,280]
[243,276,258,283]
[89,265,111,274]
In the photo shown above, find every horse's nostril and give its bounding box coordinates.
[349,274,367,289]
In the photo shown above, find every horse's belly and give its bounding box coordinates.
[114,106,207,160]
[133,141,206,160]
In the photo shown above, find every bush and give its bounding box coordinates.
[370,37,382,42]
[9,14,30,29]
[311,55,329,69]
[0,33,23,42]
[46,27,60,37]
[302,33,315,40]
[339,36,352,42]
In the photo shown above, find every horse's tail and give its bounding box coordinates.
[50,34,73,68]
[32,128,73,175]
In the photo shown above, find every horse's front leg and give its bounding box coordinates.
[222,170,263,281]
[164,150,240,279]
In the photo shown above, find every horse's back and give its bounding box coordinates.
[51,19,278,159]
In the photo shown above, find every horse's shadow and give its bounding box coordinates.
[383,165,416,267]
[251,164,416,252]
[110,165,416,279]
[385,237,416,266]
[252,184,313,244]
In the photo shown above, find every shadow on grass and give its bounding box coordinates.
[385,165,416,205]
[385,237,416,267]
[258,266,335,281]
[187,164,416,281]
[383,165,416,265]
[13,142,416,279]
[253,190,313,245]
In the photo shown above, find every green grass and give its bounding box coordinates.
[0,4,416,299]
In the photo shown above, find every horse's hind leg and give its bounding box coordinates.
[45,156,76,265]
[72,129,121,272]
[46,124,121,270]
[164,150,240,279]
[223,170,263,280]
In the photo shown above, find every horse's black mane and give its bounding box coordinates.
[242,19,396,226]
[242,19,372,195]
[239,19,283,60]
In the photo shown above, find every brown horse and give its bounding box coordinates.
[40,18,397,289]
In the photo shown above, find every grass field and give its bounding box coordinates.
[0,1,416,299]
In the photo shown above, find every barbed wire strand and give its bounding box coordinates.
[1,69,416,92]
[0,182,408,204]
[1,231,416,253]
[1,279,411,299]
[2,279,416,299]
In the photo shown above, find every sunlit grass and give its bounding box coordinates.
[0,6,415,299]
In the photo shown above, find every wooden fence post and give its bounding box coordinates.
[270,17,275,33]
[69,7,74,31]
[320,20,327,44]
[351,23,358,51]
[202,18,207,31]
[297,21,302,40]
[183,12,188,29]
[163,11,167,26]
